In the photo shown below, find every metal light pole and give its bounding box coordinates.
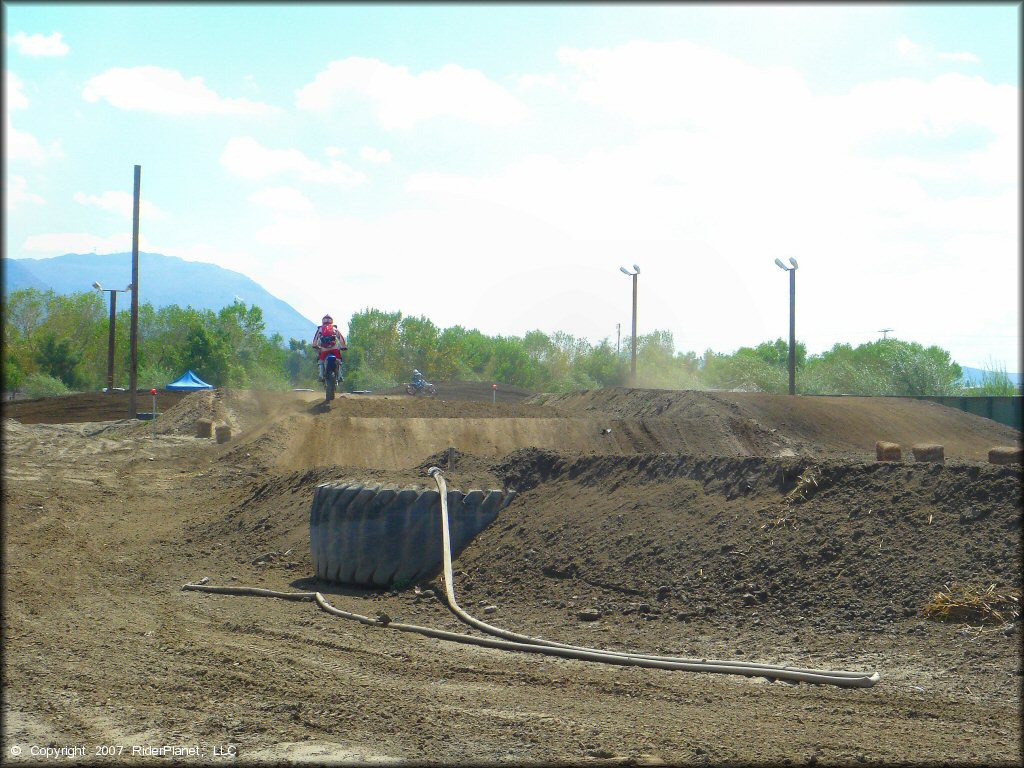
[619,265,640,385]
[128,164,141,418]
[92,282,131,394]
[774,258,799,395]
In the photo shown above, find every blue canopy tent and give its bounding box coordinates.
[165,370,214,391]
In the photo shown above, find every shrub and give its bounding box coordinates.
[22,372,71,398]
[970,361,1019,396]
[346,367,400,393]
[135,364,178,391]
[247,365,291,391]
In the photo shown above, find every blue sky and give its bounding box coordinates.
[4,3,1020,370]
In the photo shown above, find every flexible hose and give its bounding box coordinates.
[182,470,880,688]
[425,467,879,688]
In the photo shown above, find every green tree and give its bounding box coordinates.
[285,337,316,384]
[801,339,962,396]
[346,308,402,385]
[33,333,84,389]
[398,314,440,373]
[3,353,23,393]
[177,324,233,386]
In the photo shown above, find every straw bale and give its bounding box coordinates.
[911,443,944,463]
[875,441,902,462]
[988,446,1022,465]
[215,423,232,444]
[195,418,213,438]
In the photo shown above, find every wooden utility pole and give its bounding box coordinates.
[128,165,141,419]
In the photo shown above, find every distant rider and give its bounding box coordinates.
[313,314,347,381]
[412,369,425,388]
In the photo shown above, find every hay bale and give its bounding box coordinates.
[215,423,232,444]
[195,417,214,438]
[875,441,902,462]
[911,443,944,463]
[988,446,1022,465]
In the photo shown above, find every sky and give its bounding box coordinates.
[3,3,1020,370]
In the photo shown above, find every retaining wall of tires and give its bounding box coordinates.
[310,482,516,587]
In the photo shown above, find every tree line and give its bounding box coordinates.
[2,288,1015,398]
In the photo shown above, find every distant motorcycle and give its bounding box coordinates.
[405,377,436,397]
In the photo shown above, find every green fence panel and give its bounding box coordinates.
[908,396,1022,431]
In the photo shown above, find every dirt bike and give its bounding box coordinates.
[323,351,342,402]
[405,378,436,397]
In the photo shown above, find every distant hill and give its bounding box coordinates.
[3,252,316,343]
[959,366,1022,388]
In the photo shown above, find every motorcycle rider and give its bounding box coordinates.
[411,369,425,389]
[313,314,347,381]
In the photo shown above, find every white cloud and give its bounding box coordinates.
[9,31,69,57]
[515,73,563,93]
[896,35,980,66]
[217,44,1015,366]
[359,146,391,164]
[220,136,365,187]
[937,50,981,64]
[389,45,1016,361]
[325,146,345,158]
[556,40,812,136]
[248,186,314,212]
[22,231,153,255]
[6,175,45,209]
[73,190,167,220]
[295,57,527,129]
[82,66,276,115]
[896,35,925,62]
[6,71,29,110]
[4,115,62,164]
[163,242,262,279]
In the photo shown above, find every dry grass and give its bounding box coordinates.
[921,583,1021,626]
[785,469,821,503]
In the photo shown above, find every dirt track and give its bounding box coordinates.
[2,384,1021,765]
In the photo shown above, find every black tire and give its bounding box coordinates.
[309,482,516,586]
[326,374,335,402]
[405,384,416,395]
[425,384,437,397]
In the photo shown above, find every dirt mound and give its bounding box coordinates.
[465,450,1023,632]
[3,385,1022,765]
[1,388,190,424]
[538,388,1021,461]
[375,379,536,402]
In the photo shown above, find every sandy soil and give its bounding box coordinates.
[2,384,1021,766]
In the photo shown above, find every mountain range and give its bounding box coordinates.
[3,252,316,344]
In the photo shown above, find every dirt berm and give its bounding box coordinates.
[2,384,1021,765]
